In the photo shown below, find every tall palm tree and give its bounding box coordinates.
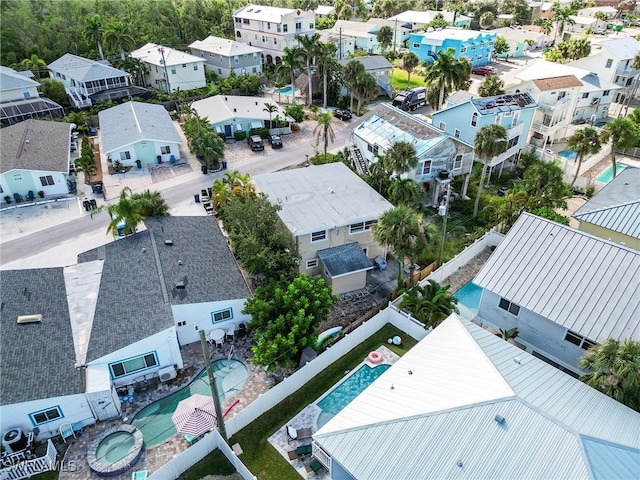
[472,124,508,218]
[102,187,145,237]
[313,112,336,157]
[20,54,46,79]
[399,280,458,328]
[263,102,278,129]
[316,42,337,108]
[540,19,554,36]
[376,25,394,53]
[104,20,135,60]
[401,51,419,87]
[342,60,365,112]
[579,338,640,412]
[83,14,105,60]
[352,71,378,115]
[599,118,638,179]
[567,126,602,187]
[295,33,321,106]
[189,130,226,170]
[424,48,471,109]
[385,141,418,175]
[281,46,304,105]
[478,75,505,97]
[552,3,576,43]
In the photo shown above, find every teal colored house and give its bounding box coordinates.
[409,28,497,66]
[431,93,537,177]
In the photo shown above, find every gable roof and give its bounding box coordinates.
[338,55,392,71]
[517,61,621,92]
[253,163,393,236]
[572,167,640,240]
[0,66,40,91]
[473,213,640,343]
[314,314,640,480]
[532,75,583,91]
[98,101,182,154]
[333,20,378,37]
[0,119,70,174]
[317,243,373,277]
[598,37,640,60]
[131,43,204,67]
[0,268,82,404]
[494,26,550,43]
[189,36,263,57]
[48,53,129,83]
[191,95,292,125]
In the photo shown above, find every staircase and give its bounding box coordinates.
[351,145,369,175]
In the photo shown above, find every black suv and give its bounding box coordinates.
[333,109,352,121]
[247,135,264,151]
[268,134,283,149]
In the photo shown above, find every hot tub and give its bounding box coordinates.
[87,425,144,476]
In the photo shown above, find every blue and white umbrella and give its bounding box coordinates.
[171,394,217,436]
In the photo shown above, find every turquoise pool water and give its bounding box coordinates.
[131,359,247,447]
[453,281,484,321]
[558,149,577,160]
[316,364,390,428]
[95,431,135,465]
[595,163,629,184]
[277,86,298,95]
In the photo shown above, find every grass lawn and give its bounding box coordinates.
[390,69,426,91]
[184,323,418,480]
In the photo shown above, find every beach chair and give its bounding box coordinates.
[59,422,75,443]
[131,471,148,480]
[286,425,313,442]
[287,443,313,460]
[304,459,325,474]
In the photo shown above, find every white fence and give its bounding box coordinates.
[0,440,57,480]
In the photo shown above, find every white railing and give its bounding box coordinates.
[0,440,57,480]
[312,442,331,469]
[538,96,571,114]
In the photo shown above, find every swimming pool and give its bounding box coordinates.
[277,86,298,95]
[131,359,247,448]
[316,363,390,429]
[595,163,629,184]
[558,149,577,160]
[453,281,484,321]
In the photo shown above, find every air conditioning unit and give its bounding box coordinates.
[158,366,177,382]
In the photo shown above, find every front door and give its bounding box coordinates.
[224,125,232,138]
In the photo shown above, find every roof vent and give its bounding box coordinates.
[457,460,463,468]
[176,281,185,289]
[255,101,258,105]
[17,314,42,324]
[513,356,522,364]
[165,239,173,246]
[233,108,237,112]
[495,414,506,425]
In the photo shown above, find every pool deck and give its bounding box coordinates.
[58,337,273,480]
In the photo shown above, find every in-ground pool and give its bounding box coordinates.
[316,363,390,429]
[453,281,484,321]
[131,358,247,448]
[97,432,135,465]
[88,425,144,476]
[277,86,298,95]
[558,149,577,160]
[595,163,629,184]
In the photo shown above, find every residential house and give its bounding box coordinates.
[565,15,599,35]
[98,101,182,167]
[431,92,537,179]
[130,43,206,93]
[473,213,640,375]
[328,20,382,55]
[516,60,621,122]
[494,27,551,58]
[47,53,131,109]
[577,6,618,18]
[389,10,473,31]
[233,4,316,64]
[572,167,640,249]
[338,56,393,97]
[409,28,497,66]
[189,36,263,78]
[0,66,64,127]
[350,103,475,205]
[314,5,336,17]
[253,163,393,294]
[191,95,293,138]
[0,119,72,199]
[311,313,640,478]
[571,37,640,104]
[506,75,583,148]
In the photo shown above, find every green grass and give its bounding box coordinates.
[186,324,417,479]
[390,69,426,91]
[182,448,236,480]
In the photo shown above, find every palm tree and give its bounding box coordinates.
[102,187,145,237]
[600,118,638,179]
[295,33,321,106]
[314,112,336,157]
[263,102,278,129]
[552,3,576,43]
[83,14,105,60]
[130,190,170,217]
[376,25,394,53]
[472,124,508,218]
[342,60,365,112]
[281,46,304,105]
[567,126,602,187]
[399,280,458,328]
[212,171,255,210]
[317,42,337,108]
[387,178,424,206]
[189,130,225,170]
[540,19,554,36]
[373,205,427,289]
[401,51,419,87]
[479,11,495,29]
[20,54,46,79]
[104,20,135,60]
[113,57,147,86]
[352,71,378,115]
[567,38,591,60]
[385,141,418,174]
[424,48,471,109]
[497,327,519,341]
[623,55,640,116]
[579,338,640,412]
[478,75,505,97]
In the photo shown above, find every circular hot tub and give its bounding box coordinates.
[88,424,144,477]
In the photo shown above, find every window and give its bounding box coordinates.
[498,297,520,316]
[182,64,186,68]
[564,330,597,350]
[454,128,461,138]
[460,47,466,53]
[311,230,327,243]
[235,55,240,63]
[453,153,463,169]
[212,308,233,323]
[277,24,282,32]
[471,112,478,127]
[413,43,420,48]
[193,64,198,71]
[29,407,63,426]
[171,68,176,74]
[236,31,241,37]
[109,352,158,378]
[582,92,589,99]
[39,175,54,186]
[438,121,446,130]
[603,90,610,96]
[274,38,278,44]
[350,220,377,234]
[470,45,475,51]
[283,24,288,32]
[507,135,519,149]
[295,22,302,31]
[22,88,31,99]
[310,23,314,29]
[367,143,379,155]
[243,18,250,24]
[306,259,318,269]
[253,67,257,73]
[218,68,222,74]
[160,145,171,154]
[120,151,131,161]
[421,160,432,175]
[605,58,613,69]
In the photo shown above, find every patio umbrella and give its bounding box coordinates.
[171,394,217,436]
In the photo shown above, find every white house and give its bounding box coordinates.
[98,101,182,167]
[130,43,206,93]
[254,163,393,294]
[47,53,130,109]
[0,119,72,199]
[314,5,335,18]
[0,66,64,127]
[312,313,640,479]
[189,36,263,78]
[337,56,393,97]
[327,20,382,56]
[233,4,316,64]
[473,213,640,375]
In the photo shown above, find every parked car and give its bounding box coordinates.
[247,135,264,151]
[268,134,283,149]
[594,27,607,35]
[333,109,352,120]
[472,66,497,76]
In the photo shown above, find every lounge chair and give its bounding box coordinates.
[131,471,148,480]
[288,443,313,460]
[286,425,313,442]
[304,459,325,474]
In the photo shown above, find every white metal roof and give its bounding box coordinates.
[253,162,394,236]
[473,213,640,343]
[47,54,128,83]
[131,43,204,67]
[598,37,640,60]
[418,28,492,42]
[189,36,263,57]
[190,95,292,125]
[234,4,298,23]
[389,10,471,25]
[0,66,40,91]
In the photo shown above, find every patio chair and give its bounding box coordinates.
[304,459,325,474]
[131,470,148,480]
[286,425,313,442]
[59,422,76,443]
[237,323,247,339]
[225,324,236,342]
[26,191,35,201]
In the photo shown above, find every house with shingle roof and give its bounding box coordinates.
[473,212,640,375]
[189,36,263,79]
[572,167,640,249]
[338,56,393,97]
[0,119,72,199]
[98,101,182,167]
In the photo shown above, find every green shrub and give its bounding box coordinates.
[284,104,304,123]
[310,153,337,165]
[250,127,269,138]
[234,131,247,141]
[217,132,227,141]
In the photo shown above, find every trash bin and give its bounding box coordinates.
[170,155,176,164]
[194,194,200,203]
[90,199,97,210]
[83,200,91,212]
[201,165,208,175]
[222,161,227,169]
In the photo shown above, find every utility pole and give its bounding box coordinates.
[199,330,227,443]
[438,173,451,267]
[339,27,343,60]
[158,46,172,94]
[394,18,398,53]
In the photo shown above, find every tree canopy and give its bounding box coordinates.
[399,280,458,329]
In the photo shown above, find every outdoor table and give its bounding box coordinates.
[208,328,225,344]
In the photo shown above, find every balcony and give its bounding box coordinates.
[506,121,524,138]
[538,95,571,115]
[531,120,565,134]
[490,143,520,167]
[615,65,637,78]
